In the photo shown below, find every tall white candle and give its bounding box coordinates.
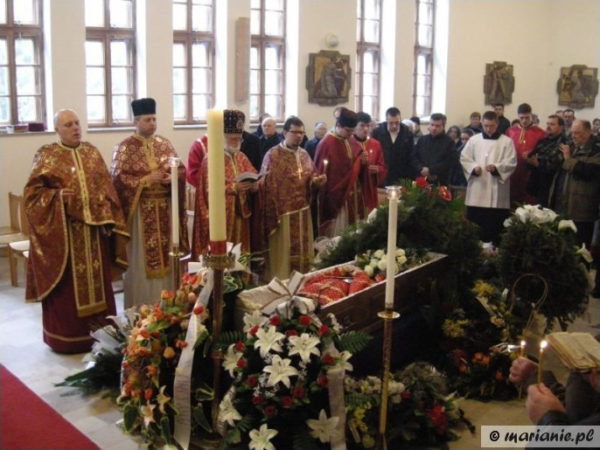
[207,110,226,243]
[385,187,399,309]
[169,157,180,247]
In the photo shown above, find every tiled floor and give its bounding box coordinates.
[0,255,598,449]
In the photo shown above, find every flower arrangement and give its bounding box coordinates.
[345,362,465,448]
[354,248,410,280]
[217,303,371,449]
[116,272,212,447]
[498,204,590,331]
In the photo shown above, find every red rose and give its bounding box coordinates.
[140,329,150,339]
[249,325,259,336]
[292,386,306,398]
[236,358,247,369]
[427,404,448,436]
[193,305,204,315]
[319,324,329,336]
[401,390,412,400]
[252,395,265,405]
[263,405,278,418]
[246,375,258,387]
[299,315,312,327]
[415,176,429,188]
[281,396,293,408]
[286,329,299,337]
[176,339,188,349]
[144,388,153,401]
[317,375,328,387]
[321,354,335,365]
[269,315,281,326]
[235,340,245,352]
[437,185,452,201]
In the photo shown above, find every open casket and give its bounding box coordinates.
[236,252,448,333]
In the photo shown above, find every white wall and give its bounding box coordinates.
[1,0,600,226]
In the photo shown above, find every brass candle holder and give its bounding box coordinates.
[376,308,400,450]
[170,245,183,291]
[203,248,235,428]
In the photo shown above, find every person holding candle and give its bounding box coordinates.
[509,353,600,425]
[24,109,129,353]
[260,116,326,280]
[353,112,387,212]
[111,98,188,308]
[314,107,370,237]
[191,109,259,260]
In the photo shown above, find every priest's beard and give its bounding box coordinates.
[225,143,241,155]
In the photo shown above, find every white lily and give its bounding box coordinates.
[558,219,577,233]
[249,424,278,450]
[335,350,354,372]
[306,409,340,443]
[243,310,268,334]
[156,385,171,414]
[577,243,594,264]
[263,355,299,388]
[254,326,285,358]
[219,393,242,426]
[223,344,243,377]
[288,333,321,363]
[140,402,156,428]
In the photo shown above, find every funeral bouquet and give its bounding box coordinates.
[354,248,410,280]
[217,301,371,449]
[498,204,590,331]
[345,362,465,448]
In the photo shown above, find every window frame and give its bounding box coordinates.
[355,0,382,119]
[172,0,215,125]
[0,0,46,126]
[85,0,137,128]
[413,0,435,118]
[250,0,286,123]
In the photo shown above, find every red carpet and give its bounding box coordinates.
[1,364,99,450]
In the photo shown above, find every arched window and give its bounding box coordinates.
[85,0,136,127]
[356,0,381,119]
[172,0,215,124]
[250,0,285,122]
[413,0,435,117]
[0,0,45,126]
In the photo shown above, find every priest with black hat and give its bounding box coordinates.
[110,97,189,308]
[314,107,370,237]
[191,109,260,260]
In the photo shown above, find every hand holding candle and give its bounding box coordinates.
[537,340,547,384]
[384,187,399,309]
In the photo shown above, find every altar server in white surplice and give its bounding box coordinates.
[460,110,517,245]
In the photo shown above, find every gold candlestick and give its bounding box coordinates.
[204,248,234,428]
[376,308,400,450]
[170,245,182,292]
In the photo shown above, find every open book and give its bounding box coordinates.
[235,172,264,183]
[547,332,600,371]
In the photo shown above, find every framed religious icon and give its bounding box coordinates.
[306,50,351,106]
[483,61,515,105]
[557,65,599,109]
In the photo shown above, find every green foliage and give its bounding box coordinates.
[55,350,122,397]
[213,330,245,351]
[123,403,139,433]
[335,331,372,354]
[498,215,589,331]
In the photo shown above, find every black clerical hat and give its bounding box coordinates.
[337,107,358,128]
[131,98,156,116]
[224,109,245,134]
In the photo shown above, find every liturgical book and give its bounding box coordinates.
[547,332,600,371]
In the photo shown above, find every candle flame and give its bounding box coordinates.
[520,340,526,348]
[540,340,547,350]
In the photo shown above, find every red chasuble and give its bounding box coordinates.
[191,150,257,260]
[355,136,387,211]
[24,141,128,353]
[507,125,546,207]
[314,132,369,235]
[111,134,188,278]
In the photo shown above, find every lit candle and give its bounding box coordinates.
[520,340,526,357]
[384,187,399,309]
[323,158,329,173]
[169,157,180,247]
[207,110,226,243]
[537,340,547,384]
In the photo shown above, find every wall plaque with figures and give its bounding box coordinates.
[306,50,351,106]
[556,65,599,109]
[483,61,515,105]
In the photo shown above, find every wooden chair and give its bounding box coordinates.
[0,193,28,257]
[7,195,30,287]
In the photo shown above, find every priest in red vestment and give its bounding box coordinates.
[260,116,326,279]
[111,98,188,308]
[506,103,546,208]
[353,111,387,212]
[314,108,370,237]
[191,110,259,259]
[25,109,129,353]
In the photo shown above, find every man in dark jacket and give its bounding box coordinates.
[371,106,414,184]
